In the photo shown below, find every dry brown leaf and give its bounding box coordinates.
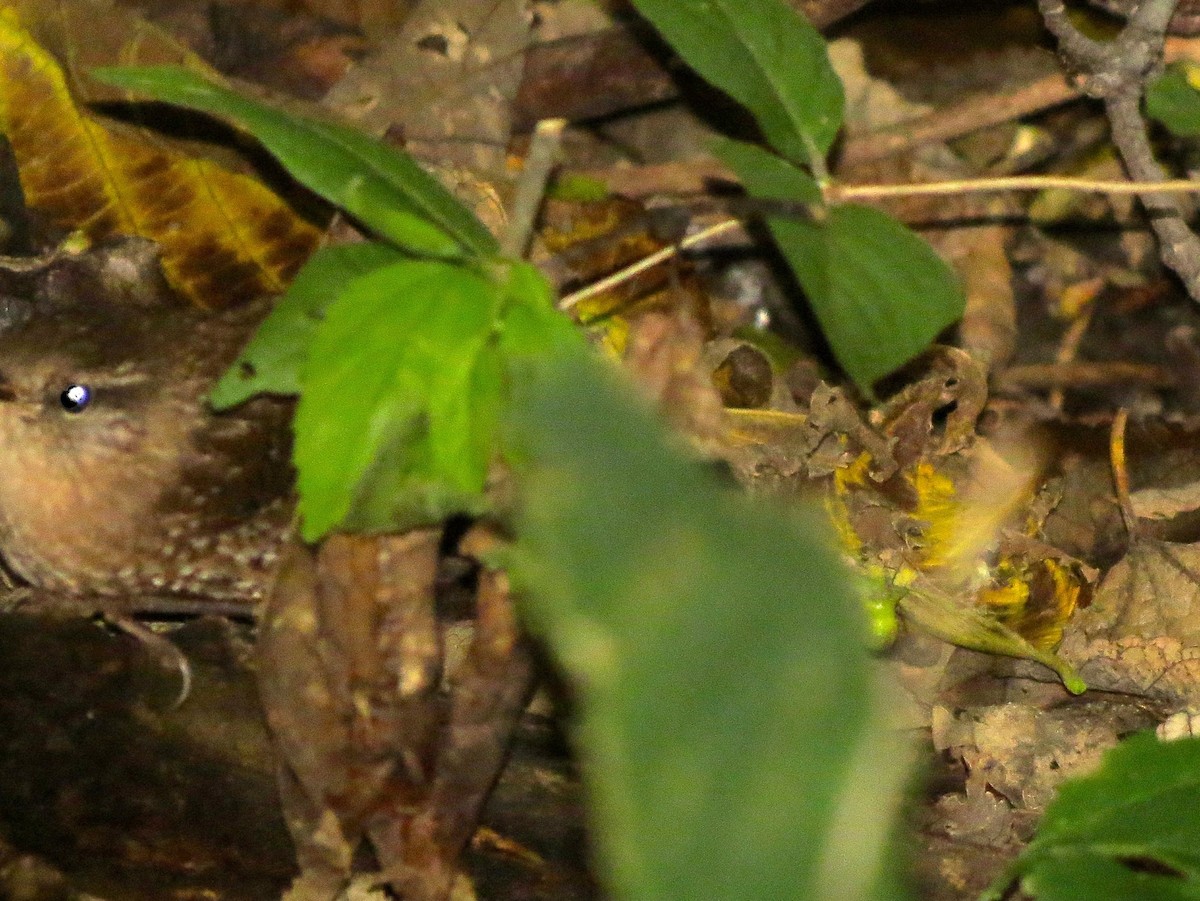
[944,223,1018,369]
[0,0,320,307]
[935,702,1154,812]
[1060,539,1200,703]
[324,0,529,180]
[1064,635,1200,704]
[1129,481,1200,520]
[1076,540,1200,646]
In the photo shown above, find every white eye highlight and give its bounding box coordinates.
[60,384,92,413]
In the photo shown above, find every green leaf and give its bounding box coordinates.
[628,0,843,167]
[550,173,612,202]
[210,242,407,408]
[508,351,907,901]
[774,210,962,390]
[498,260,584,361]
[710,137,822,205]
[92,66,499,259]
[1146,63,1200,137]
[984,733,1200,901]
[293,259,502,540]
[720,144,964,391]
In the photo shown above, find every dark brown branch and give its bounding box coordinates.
[1036,0,1200,301]
[1106,89,1200,298]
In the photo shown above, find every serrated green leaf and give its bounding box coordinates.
[710,137,822,205]
[508,351,906,901]
[628,0,843,167]
[92,65,499,259]
[1147,63,1200,137]
[771,205,963,391]
[498,260,584,360]
[293,259,501,540]
[984,733,1200,901]
[211,242,407,408]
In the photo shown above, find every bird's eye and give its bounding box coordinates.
[60,384,92,413]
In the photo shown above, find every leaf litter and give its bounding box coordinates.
[7,1,1200,900]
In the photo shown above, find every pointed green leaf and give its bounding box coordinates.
[720,145,964,391]
[92,65,499,258]
[628,0,843,166]
[767,204,963,390]
[211,242,407,408]
[984,733,1200,901]
[710,137,822,204]
[498,260,584,361]
[898,581,1084,695]
[293,260,502,540]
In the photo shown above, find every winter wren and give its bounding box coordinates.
[0,239,293,602]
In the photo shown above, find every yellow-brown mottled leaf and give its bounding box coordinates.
[0,1,319,307]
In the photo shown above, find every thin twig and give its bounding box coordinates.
[996,360,1171,390]
[1106,89,1200,299]
[1039,0,1109,70]
[557,169,1200,311]
[557,218,741,311]
[839,69,1078,168]
[1048,295,1099,411]
[1035,0,1200,301]
[831,175,1200,200]
[501,118,566,259]
[1109,408,1141,542]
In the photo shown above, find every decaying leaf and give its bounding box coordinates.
[934,702,1156,813]
[1065,635,1200,706]
[1055,535,1200,705]
[622,310,729,451]
[809,359,1087,691]
[1076,540,1200,647]
[259,527,534,900]
[537,194,683,327]
[324,0,529,180]
[1129,480,1200,520]
[0,1,320,307]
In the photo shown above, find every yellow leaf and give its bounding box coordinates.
[0,2,319,306]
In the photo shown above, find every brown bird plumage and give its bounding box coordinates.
[0,239,293,602]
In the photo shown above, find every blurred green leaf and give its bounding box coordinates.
[628,0,843,167]
[1147,63,1200,137]
[550,173,612,202]
[290,257,581,540]
[509,351,904,901]
[293,259,502,540]
[92,65,499,258]
[210,242,407,408]
[984,733,1200,901]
